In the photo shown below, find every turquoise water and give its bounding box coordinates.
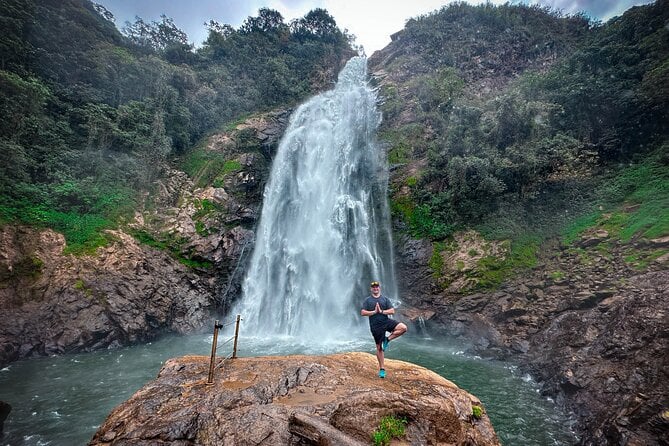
[0,331,576,445]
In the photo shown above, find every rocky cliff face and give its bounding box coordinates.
[0,109,292,367]
[396,230,669,445]
[89,352,500,446]
[0,225,214,366]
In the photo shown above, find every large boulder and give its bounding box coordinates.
[89,352,500,446]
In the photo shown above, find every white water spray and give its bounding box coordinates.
[236,57,396,341]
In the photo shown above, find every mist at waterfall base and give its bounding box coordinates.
[0,58,576,445]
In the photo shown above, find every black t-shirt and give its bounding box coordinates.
[362,295,393,329]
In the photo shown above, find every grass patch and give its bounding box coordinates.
[561,148,669,244]
[624,248,668,270]
[371,415,407,446]
[470,236,539,289]
[549,270,565,281]
[180,148,242,188]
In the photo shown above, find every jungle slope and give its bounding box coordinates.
[369,2,668,445]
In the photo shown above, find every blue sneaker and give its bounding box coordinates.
[382,336,389,351]
[379,368,386,378]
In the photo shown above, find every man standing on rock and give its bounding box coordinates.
[361,281,407,378]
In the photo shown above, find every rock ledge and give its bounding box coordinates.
[90,352,500,445]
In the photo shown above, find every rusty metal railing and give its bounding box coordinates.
[206,314,241,384]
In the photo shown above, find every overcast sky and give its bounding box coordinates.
[96,0,655,55]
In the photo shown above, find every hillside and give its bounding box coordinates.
[369,2,668,444]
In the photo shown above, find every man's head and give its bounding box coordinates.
[370,281,381,297]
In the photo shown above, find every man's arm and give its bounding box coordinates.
[382,297,395,315]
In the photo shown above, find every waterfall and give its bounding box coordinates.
[236,56,396,341]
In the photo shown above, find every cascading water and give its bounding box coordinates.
[236,56,396,340]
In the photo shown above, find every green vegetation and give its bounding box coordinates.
[562,149,669,244]
[549,270,565,281]
[472,405,484,419]
[382,1,668,255]
[470,237,538,289]
[0,0,352,250]
[372,2,668,292]
[624,249,668,270]
[129,229,213,269]
[74,279,93,297]
[371,415,407,446]
[10,255,43,279]
[428,241,446,278]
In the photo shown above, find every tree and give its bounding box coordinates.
[123,15,192,52]
[239,8,287,35]
[291,9,341,42]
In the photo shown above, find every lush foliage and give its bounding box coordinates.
[380,1,668,247]
[562,146,669,244]
[371,415,407,446]
[0,0,352,253]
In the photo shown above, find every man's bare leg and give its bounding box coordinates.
[376,343,384,370]
[387,322,407,342]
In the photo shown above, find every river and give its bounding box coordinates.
[0,329,577,445]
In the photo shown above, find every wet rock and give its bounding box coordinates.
[89,353,501,446]
[0,227,215,367]
[0,400,10,435]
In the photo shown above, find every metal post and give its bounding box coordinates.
[207,320,220,384]
[232,314,241,359]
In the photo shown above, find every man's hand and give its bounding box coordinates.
[375,302,382,314]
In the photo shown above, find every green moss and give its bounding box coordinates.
[624,248,668,270]
[195,220,208,236]
[549,270,565,280]
[74,279,92,297]
[193,198,218,220]
[472,405,484,419]
[212,160,244,188]
[180,149,243,189]
[470,236,538,289]
[428,242,446,278]
[129,229,213,270]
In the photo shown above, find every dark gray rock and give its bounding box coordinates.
[0,400,10,435]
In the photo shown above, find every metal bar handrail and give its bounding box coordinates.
[206,315,242,384]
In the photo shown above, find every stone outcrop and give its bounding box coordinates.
[396,230,669,446]
[0,226,214,367]
[89,352,500,446]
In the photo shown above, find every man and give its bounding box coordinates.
[360,281,407,378]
